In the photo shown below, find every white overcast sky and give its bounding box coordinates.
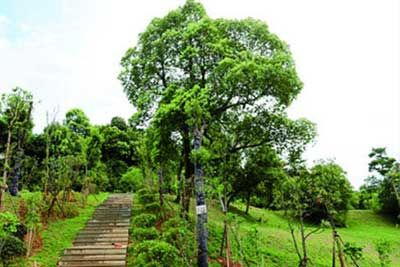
[0,0,399,189]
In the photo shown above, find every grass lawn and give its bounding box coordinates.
[9,192,108,267]
[205,200,400,267]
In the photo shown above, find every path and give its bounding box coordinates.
[58,194,132,267]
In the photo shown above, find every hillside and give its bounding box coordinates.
[205,201,400,266]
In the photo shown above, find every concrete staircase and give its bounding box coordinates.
[58,194,132,267]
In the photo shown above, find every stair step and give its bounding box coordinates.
[61,254,126,261]
[64,249,126,255]
[74,240,128,243]
[58,260,126,266]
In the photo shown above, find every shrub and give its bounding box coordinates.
[131,227,159,242]
[137,190,157,205]
[54,202,79,218]
[144,202,161,213]
[130,240,183,267]
[119,167,144,192]
[161,227,196,263]
[375,240,393,267]
[162,226,193,246]
[14,224,27,241]
[0,236,26,263]
[162,216,186,229]
[132,214,157,228]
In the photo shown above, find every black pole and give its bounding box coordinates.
[193,125,208,267]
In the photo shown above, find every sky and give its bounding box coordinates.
[0,0,399,189]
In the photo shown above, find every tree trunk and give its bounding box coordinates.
[174,159,183,203]
[47,195,57,219]
[245,191,251,214]
[299,215,308,267]
[193,125,208,267]
[158,168,164,206]
[219,219,227,256]
[182,125,194,217]
[326,207,339,267]
[44,128,50,196]
[331,229,336,267]
[336,236,346,267]
[0,128,13,210]
[10,101,32,197]
[9,153,22,196]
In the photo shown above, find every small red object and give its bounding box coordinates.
[112,242,122,248]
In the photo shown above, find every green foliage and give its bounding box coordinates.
[366,147,400,219]
[57,202,80,218]
[65,108,90,137]
[375,240,393,267]
[144,202,161,213]
[160,216,196,264]
[132,214,157,228]
[119,0,316,227]
[21,192,43,228]
[130,240,183,267]
[111,116,128,131]
[0,236,26,263]
[0,212,19,239]
[137,189,157,205]
[242,225,267,264]
[131,227,159,242]
[278,160,353,226]
[119,167,144,192]
[343,242,364,263]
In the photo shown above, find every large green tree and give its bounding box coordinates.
[368,147,400,219]
[119,1,314,264]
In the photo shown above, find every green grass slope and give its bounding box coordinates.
[10,193,108,267]
[205,200,400,266]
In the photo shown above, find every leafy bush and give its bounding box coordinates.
[119,167,144,192]
[131,227,159,242]
[343,242,363,263]
[144,202,161,213]
[375,240,393,267]
[54,202,79,218]
[132,214,157,228]
[0,236,26,263]
[130,240,183,267]
[0,212,19,239]
[137,189,157,205]
[162,216,189,229]
[161,226,196,263]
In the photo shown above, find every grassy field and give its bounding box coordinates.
[8,192,108,267]
[205,200,400,266]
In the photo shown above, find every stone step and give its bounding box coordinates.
[77,233,127,238]
[61,254,126,261]
[67,245,126,250]
[91,215,131,218]
[92,214,130,217]
[73,241,128,246]
[88,219,129,223]
[58,260,126,266]
[73,241,127,246]
[86,222,129,227]
[79,229,128,234]
[64,249,126,255]
[74,239,128,243]
[84,227,129,231]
